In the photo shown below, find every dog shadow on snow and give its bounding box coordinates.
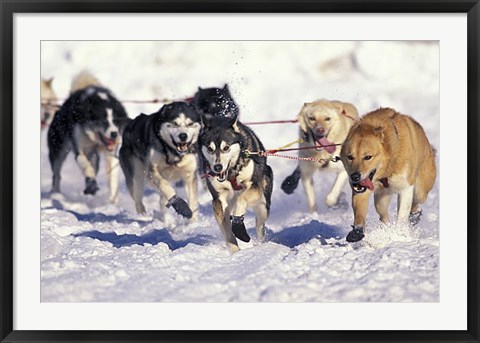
[266,220,346,248]
[73,229,214,250]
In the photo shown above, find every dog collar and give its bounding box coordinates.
[228,175,243,191]
[379,177,389,188]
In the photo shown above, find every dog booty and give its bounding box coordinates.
[409,209,423,226]
[281,167,301,194]
[346,226,365,243]
[231,215,250,242]
[167,195,193,219]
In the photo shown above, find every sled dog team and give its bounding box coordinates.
[43,73,437,252]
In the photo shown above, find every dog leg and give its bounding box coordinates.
[105,152,120,204]
[397,184,415,225]
[49,145,70,193]
[346,191,370,242]
[76,152,99,195]
[212,197,239,252]
[183,171,199,220]
[148,165,192,218]
[374,189,392,223]
[254,200,269,242]
[231,196,251,242]
[326,170,348,208]
[300,165,317,213]
[127,157,146,215]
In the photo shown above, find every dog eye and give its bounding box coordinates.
[187,122,196,127]
[207,147,214,153]
[325,117,331,121]
[364,155,372,160]
[347,155,354,160]
[222,145,230,152]
[308,116,315,121]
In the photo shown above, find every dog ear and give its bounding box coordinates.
[198,86,202,91]
[331,101,345,116]
[223,84,232,96]
[297,103,309,134]
[373,126,385,140]
[228,114,240,132]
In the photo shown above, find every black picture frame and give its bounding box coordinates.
[1,1,479,342]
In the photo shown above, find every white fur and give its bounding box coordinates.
[104,108,118,138]
[159,113,201,151]
[97,92,108,100]
[218,142,241,173]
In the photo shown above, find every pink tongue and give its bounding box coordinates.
[104,138,116,151]
[317,137,336,154]
[359,178,374,191]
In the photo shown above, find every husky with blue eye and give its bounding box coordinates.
[47,71,130,203]
[119,102,202,220]
[199,114,273,252]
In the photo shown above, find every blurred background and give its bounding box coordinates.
[41,41,439,151]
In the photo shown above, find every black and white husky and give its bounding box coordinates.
[47,72,130,203]
[199,115,273,252]
[119,102,202,220]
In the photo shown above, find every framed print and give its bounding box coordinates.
[1,1,479,342]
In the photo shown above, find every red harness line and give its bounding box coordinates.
[259,152,329,164]
[243,119,298,125]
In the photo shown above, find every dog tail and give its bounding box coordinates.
[70,70,102,93]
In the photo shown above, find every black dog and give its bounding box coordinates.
[192,84,239,119]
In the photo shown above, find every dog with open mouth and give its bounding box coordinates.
[199,114,273,252]
[281,100,359,212]
[119,102,202,220]
[47,71,130,203]
[340,108,437,242]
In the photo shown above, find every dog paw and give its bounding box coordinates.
[166,195,193,219]
[135,203,146,215]
[346,226,365,242]
[281,175,299,194]
[409,209,423,226]
[83,177,99,195]
[327,192,348,209]
[231,215,250,242]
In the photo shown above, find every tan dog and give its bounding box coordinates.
[340,108,437,242]
[41,77,58,129]
[281,100,359,212]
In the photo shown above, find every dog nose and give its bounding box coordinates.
[179,133,188,142]
[213,164,223,173]
[110,131,118,139]
[350,172,361,183]
[316,127,325,133]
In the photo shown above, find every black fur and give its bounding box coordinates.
[192,84,239,118]
[281,166,301,194]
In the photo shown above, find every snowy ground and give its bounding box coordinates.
[40,41,439,302]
